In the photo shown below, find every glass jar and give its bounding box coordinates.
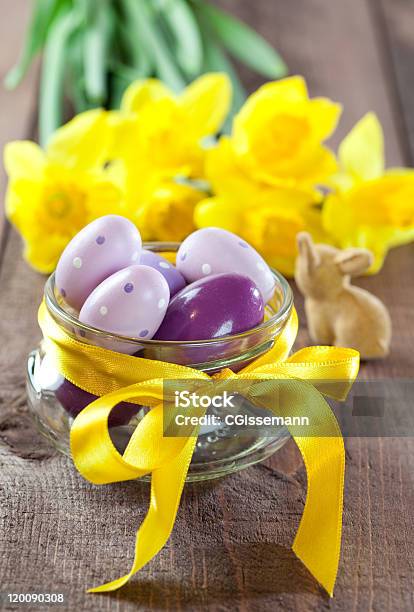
[27,242,293,481]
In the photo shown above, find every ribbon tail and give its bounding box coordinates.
[245,376,345,596]
[88,434,198,593]
[291,434,344,597]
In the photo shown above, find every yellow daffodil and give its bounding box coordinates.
[110,73,231,181]
[323,113,414,272]
[4,110,121,273]
[195,195,326,276]
[133,181,206,242]
[196,139,324,276]
[243,204,329,276]
[194,101,326,276]
[232,76,341,187]
[204,135,317,208]
[106,73,231,236]
[194,75,340,275]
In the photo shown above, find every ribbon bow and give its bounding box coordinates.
[38,301,359,596]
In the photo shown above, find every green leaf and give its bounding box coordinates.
[195,2,287,79]
[83,0,113,104]
[67,29,94,114]
[4,0,65,89]
[121,0,186,92]
[109,60,152,83]
[118,20,153,76]
[39,7,80,146]
[108,72,130,110]
[159,0,203,77]
[201,33,245,133]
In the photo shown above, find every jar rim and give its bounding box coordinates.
[44,241,293,348]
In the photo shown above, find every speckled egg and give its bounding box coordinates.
[140,249,186,296]
[55,215,142,310]
[154,273,264,341]
[176,228,276,303]
[79,265,170,353]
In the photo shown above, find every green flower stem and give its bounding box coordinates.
[39,7,79,146]
[83,0,112,104]
[119,20,153,76]
[159,0,203,77]
[4,0,64,89]
[121,0,186,92]
[6,0,288,135]
[195,1,287,79]
[200,31,245,132]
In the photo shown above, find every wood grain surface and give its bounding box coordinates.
[1,1,414,610]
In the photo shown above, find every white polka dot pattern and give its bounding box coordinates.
[176,227,276,303]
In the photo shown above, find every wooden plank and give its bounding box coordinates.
[1,1,414,610]
[216,0,404,164]
[376,0,414,165]
[0,1,39,249]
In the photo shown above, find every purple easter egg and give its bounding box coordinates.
[154,273,264,341]
[176,228,276,303]
[140,249,186,296]
[79,265,170,353]
[56,215,142,310]
[55,379,139,427]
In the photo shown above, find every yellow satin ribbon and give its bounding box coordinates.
[38,301,359,596]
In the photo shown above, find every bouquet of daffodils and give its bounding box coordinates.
[5,74,414,275]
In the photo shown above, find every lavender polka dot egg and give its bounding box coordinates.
[55,215,142,310]
[140,249,186,296]
[79,265,170,353]
[176,228,276,303]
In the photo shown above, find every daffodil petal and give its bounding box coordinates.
[134,181,203,241]
[85,178,123,218]
[244,204,305,265]
[5,178,41,227]
[206,136,253,200]
[232,76,309,148]
[338,112,384,183]
[121,79,172,113]
[321,194,335,233]
[322,185,414,274]
[24,232,69,274]
[106,111,140,159]
[309,98,342,141]
[47,109,110,170]
[4,141,45,179]
[298,147,338,185]
[179,73,231,138]
[194,196,242,233]
[248,76,309,106]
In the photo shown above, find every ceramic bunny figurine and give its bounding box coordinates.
[294,232,391,359]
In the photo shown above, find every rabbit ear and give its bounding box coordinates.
[335,248,373,276]
[297,232,320,272]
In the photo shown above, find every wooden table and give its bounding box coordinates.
[1,1,414,610]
